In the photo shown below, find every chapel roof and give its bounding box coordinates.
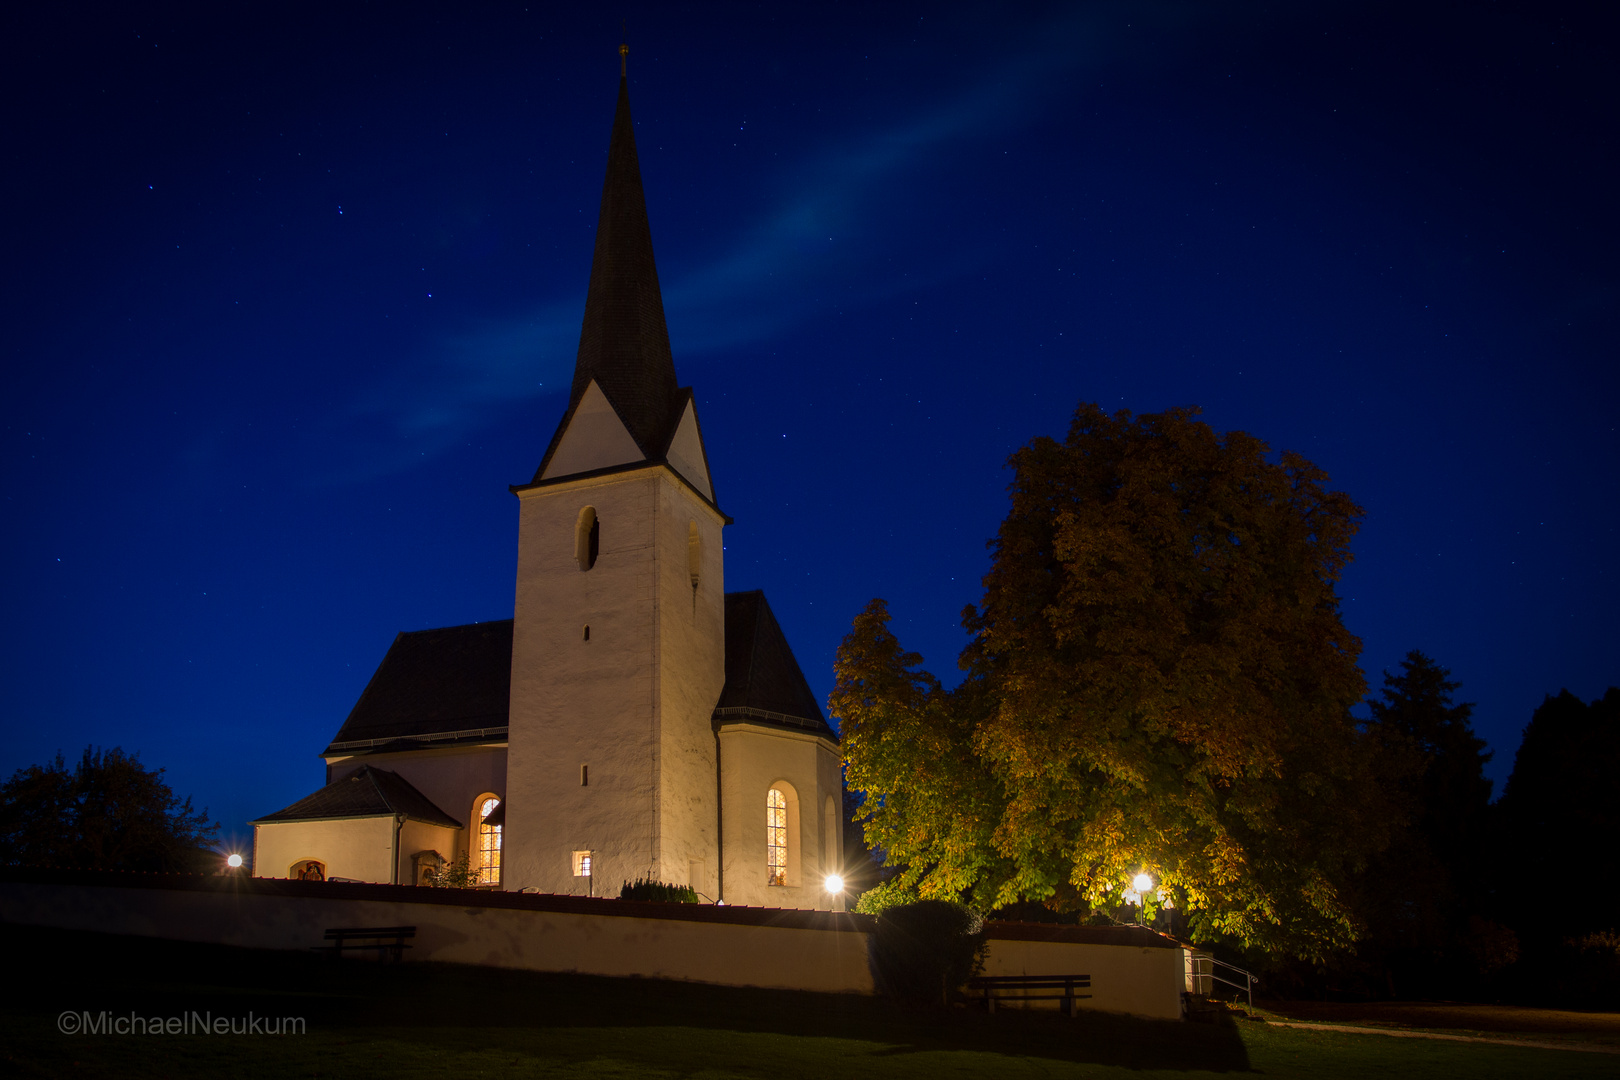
[715,590,836,740]
[318,591,833,758]
[322,621,513,754]
[252,765,464,829]
[533,71,682,480]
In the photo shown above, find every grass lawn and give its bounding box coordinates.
[2,924,1612,1079]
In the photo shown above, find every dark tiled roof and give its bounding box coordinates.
[535,74,680,481]
[716,591,835,740]
[318,594,831,753]
[253,766,463,829]
[323,621,512,752]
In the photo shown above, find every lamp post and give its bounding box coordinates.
[1123,872,1155,926]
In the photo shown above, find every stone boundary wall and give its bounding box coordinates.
[0,869,1188,1018]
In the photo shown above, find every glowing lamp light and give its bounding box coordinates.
[824,874,845,895]
[1132,872,1154,894]
[226,854,244,869]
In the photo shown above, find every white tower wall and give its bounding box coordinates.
[503,465,724,896]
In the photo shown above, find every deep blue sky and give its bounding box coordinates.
[3,1,1615,850]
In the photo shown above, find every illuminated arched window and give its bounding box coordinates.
[291,859,325,881]
[766,788,788,886]
[475,794,502,886]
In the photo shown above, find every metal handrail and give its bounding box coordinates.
[1189,953,1258,1010]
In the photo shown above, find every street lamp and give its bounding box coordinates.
[226,853,244,869]
[824,874,844,895]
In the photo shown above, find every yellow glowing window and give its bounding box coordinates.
[477,796,502,886]
[766,788,787,886]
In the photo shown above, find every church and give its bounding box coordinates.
[251,57,845,912]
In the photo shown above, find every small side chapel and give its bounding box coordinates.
[252,60,844,911]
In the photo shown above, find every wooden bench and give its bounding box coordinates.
[967,974,1092,1015]
[315,925,416,962]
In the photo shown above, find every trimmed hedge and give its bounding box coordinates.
[619,877,700,903]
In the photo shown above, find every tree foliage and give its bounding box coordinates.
[0,747,219,872]
[834,403,1387,960]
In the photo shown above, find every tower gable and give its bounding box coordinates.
[540,379,646,480]
[663,395,713,500]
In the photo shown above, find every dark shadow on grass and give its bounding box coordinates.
[4,923,1251,1072]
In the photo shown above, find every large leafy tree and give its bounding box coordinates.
[0,747,219,872]
[834,404,1386,960]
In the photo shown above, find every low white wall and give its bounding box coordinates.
[0,879,874,995]
[981,936,1186,1020]
[0,875,1189,1019]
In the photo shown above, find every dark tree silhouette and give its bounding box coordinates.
[0,747,219,872]
[1496,688,1620,944]
[1358,651,1498,993]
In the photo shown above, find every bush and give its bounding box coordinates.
[619,877,699,903]
[871,900,987,1006]
[422,853,476,888]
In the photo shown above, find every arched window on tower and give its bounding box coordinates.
[576,506,600,571]
[474,794,502,886]
[766,788,788,886]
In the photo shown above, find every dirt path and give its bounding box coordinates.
[1257,1000,1620,1049]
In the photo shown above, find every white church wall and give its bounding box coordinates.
[718,723,840,910]
[653,471,726,897]
[507,470,663,895]
[252,817,395,883]
[815,739,843,899]
[396,820,461,885]
[324,745,506,861]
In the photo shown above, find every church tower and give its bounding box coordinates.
[502,58,727,897]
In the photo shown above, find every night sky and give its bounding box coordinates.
[4,2,1615,854]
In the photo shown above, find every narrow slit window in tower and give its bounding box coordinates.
[576,506,599,571]
[687,521,701,588]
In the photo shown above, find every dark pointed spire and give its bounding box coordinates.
[568,57,680,460]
